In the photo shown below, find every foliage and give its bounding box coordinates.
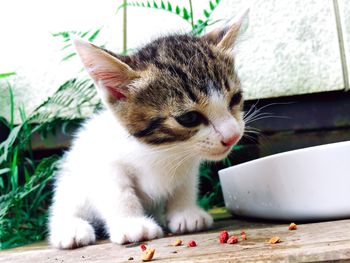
[52,28,102,61]
[198,162,223,210]
[30,78,101,124]
[118,0,222,35]
[0,72,16,79]
[198,145,242,210]
[0,78,61,249]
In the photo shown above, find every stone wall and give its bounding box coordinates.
[0,0,348,122]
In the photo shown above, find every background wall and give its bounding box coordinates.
[0,0,348,123]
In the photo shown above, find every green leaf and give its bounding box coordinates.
[209,1,215,10]
[175,5,180,15]
[160,0,165,9]
[88,28,101,42]
[153,0,158,8]
[80,30,89,38]
[0,168,10,176]
[8,85,15,129]
[0,177,4,189]
[10,147,19,191]
[0,72,16,78]
[203,9,210,18]
[0,125,21,164]
[167,1,172,11]
[62,43,71,50]
[182,7,190,20]
[62,53,76,61]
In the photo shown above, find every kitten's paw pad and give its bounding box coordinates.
[49,218,96,249]
[167,206,213,234]
[109,217,163,244]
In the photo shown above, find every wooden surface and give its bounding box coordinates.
[1,219,350,263]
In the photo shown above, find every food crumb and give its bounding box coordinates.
[173,239,182,246]
[141,248,155,262]
[188,240,197,247]
[128,257,134,261]
[219,231,229,243]
[227,236,238,244]
[268,236,281,244]
[289,222,297,230]
[140,244,147,251]
[241,230,247,240]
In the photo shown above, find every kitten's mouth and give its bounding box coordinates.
[205,146,232,160]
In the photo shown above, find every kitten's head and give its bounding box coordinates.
[74,11,247,161]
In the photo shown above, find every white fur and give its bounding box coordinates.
[48,90,244,249]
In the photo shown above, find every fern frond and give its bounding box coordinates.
[0,72,16,79]
[192,0,222,35]
[52,28,102,61]
[117,1,193,25]
[29,78,101,124]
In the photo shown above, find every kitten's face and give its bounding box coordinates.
[74,20,245,161]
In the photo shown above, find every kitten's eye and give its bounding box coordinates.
[175,111,208,128]
[229,92,243,108]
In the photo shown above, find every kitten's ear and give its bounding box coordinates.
[202,8,249,51]
[73,38,139,103]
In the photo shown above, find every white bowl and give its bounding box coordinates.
[218,141,350,221]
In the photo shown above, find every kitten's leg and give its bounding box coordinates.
[49,215,96,249]
[95,167,163,244]
[166,171,213,234]
[48,168,96,249]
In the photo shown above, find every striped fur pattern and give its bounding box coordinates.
[106,34,243,146]
[49,12,248,249]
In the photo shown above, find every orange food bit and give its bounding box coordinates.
[268,236,281,244]
[289,222,297,230]
[173,239,182,246]
[227,236,238,244]
[141,247,155,262]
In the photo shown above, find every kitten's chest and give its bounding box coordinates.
[131,156,199,201]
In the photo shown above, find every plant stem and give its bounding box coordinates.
[188,0,194,30]
[122,0,127,55]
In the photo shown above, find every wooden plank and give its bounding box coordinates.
[1,219,350,262]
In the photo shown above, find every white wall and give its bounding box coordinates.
[0,0,348,122]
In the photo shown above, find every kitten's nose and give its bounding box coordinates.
[221,134,240,147]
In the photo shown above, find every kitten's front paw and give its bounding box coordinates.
[167,206,213,234]
[109,217,163,244]
[49,218,96,249]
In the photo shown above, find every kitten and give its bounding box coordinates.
[48,12,247,249]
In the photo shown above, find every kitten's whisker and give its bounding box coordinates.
[245,114,290,124]
[245,125,261,132]
[244,107,272,120]
[243,134,259,143]
[245,101,295,117]
[244,130,261,135]
[243,99,260,119]
[244,113,276,124]
[244,112,274,123]
[243,101,294,124]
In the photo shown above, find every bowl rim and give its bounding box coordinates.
[219,140,350,174]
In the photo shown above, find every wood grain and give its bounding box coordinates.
[1,219,350,263]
